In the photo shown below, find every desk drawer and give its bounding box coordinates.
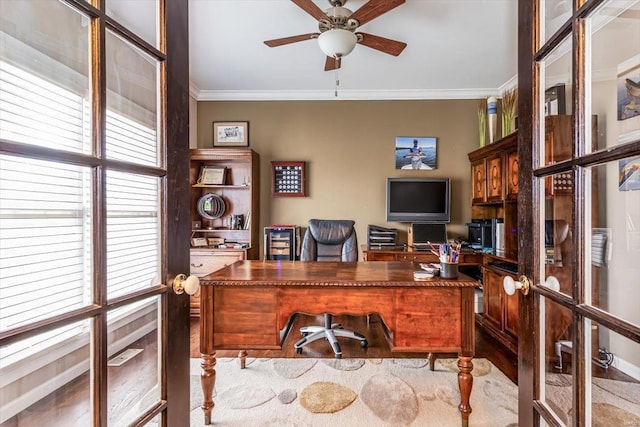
[190,250,245,317]
[395,253,438,263]
[190,251,245,276]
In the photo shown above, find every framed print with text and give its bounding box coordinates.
[213,121,249,147]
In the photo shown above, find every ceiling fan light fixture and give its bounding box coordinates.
[318,29,357,58]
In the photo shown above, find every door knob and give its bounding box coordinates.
[503,275,531,296]
[173,274,200,295]
[541,275,560,292]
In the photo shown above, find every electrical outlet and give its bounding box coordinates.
[598,348,608,361]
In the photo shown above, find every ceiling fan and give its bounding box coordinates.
[264,0,407,71]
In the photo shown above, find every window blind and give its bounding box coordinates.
[0,61,159,366]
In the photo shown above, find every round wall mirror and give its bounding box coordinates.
[197,193,226,220]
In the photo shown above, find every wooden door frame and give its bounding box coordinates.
[517,0,536,424]
[165,0,191,424]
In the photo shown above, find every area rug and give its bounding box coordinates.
[188,357,519,427]
[545,373,640,426]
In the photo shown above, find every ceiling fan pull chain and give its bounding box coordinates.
[334,65,340,97]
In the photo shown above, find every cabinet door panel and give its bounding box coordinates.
[506,150,519,200]
[504,281,519,338]
[482,269,503,329]
[471,159,487,203]
[486,155,504,202]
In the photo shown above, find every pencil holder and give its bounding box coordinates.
[440,262,459,279]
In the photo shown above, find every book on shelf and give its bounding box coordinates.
[244,211,251,230]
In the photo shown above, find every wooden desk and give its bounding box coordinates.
[199,260,478,426]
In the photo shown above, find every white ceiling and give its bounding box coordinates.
[189,0,519,101]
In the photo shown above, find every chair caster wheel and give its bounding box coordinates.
[295,347,303,354]
[360,340,368,348]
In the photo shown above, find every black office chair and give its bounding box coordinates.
[293,219,368,358]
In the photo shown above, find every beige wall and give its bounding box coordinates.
[197,100,480,259]
[593,79,640,375]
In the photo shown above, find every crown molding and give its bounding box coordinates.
[193,87,503,101]
[190,82,201,100]
[498,74,518,93]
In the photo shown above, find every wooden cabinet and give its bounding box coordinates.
[468,132,518,260]
[469,116,597,360]
[469,133,517,206]
[189,148,260,316]
[468,133,519,354]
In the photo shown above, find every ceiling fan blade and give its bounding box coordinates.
[324,56,341,71]
[348,0,405,26]
[291,0,327,21]
[264,33,319,47]
[357,33,407,56]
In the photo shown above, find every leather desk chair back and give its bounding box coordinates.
[300,219,357,262]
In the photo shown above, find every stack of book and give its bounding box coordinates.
[367,225,397,249]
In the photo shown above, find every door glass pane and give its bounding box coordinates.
[0,0,91,154]
[105,30,159,167]
[107,296,160,426]
[542,296,574,424]
[543,0,572,43]
[106,0,159,48]
[542,171,574,298]
[106,171,160,300]
[0,320,91,426]
[587,160,640,328]
[589,0,640,149]
[589,321,640,425]
[0,155,93,332]
[542,37,572,167]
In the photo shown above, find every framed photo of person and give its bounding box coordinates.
[213,121,249,147]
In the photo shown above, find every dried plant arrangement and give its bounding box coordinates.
[477,98,487,147]
[502,87,518,136]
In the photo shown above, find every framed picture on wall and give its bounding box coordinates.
[395,137,437,170]
[213,121,249,147]
[271,161,306,197]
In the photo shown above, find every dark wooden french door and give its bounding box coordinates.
[0,0,190,425]
[518,0,640,425]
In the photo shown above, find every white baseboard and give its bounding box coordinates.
[613,355,640,381]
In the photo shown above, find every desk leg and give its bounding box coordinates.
[200,285,216,425]
[457,356,473,427]
[238,350,247,369]
[201,353,216,425]
[428,352,436,371]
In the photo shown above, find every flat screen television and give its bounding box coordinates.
[386,177,451,222]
